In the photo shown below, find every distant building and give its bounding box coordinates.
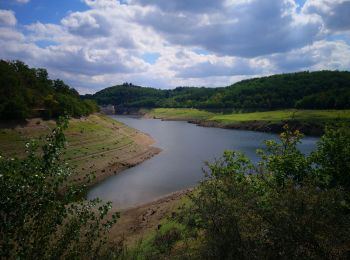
[99,105,115,115]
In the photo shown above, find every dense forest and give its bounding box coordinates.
[88,71,350,110]
[84,83,219,109]
[0,60,98,120]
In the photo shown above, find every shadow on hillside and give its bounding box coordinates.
[0,119,30,129]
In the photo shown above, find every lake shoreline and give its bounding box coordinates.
[73,116,163,193]
[142,113,324,136]
[85,132,162,189]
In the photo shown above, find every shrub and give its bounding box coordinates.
[0,117,120,259]
[181,124,350,259]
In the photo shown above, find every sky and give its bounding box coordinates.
[0,0,350,94]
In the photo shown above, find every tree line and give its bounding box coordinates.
[88,71,350,110]
[0,60,98,120]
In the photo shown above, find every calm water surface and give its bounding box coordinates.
[87,116,318,208]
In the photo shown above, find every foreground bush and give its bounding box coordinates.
[179,125,350,259]
[0,117,120,259]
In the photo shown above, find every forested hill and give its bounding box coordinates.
[85,83,220,108]
[0,60,98,120]
[88,71,350,110]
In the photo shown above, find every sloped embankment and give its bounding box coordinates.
[0,114,161,187]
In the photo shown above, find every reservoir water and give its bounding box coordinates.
[87,116,318,208]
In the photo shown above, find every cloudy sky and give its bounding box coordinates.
[0,0,349,94]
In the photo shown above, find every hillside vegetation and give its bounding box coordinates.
[88,71,350,110]
[0,60,98,120]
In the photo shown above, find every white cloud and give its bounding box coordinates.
[303,0,350,32]
[61,11,111,38]
[134,0,323,57]
[83,0,120,9]
[0,0,349,94]
[15,0,30,4]
[0,10,17,27]
[0,27,24,41]
[267,40,350,72]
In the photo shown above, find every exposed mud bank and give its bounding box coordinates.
[192,120,324,136]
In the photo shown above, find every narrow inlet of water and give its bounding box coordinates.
[87,116,318,209]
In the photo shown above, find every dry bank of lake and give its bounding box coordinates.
[0,114,160,188]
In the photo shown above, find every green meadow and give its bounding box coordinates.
[145,108,350,125]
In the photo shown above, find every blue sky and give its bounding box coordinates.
[0,0,349,94]
[141,52,160,64]
[0,0,89,24]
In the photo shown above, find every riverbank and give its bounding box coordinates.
[0,113,161,187]
[139,108,350,136]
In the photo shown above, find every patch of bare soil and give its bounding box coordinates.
[79,146,162,187]
[108,189,191,246]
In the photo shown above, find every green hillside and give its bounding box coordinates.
[89,71,350,110]
[86,83,219,109]
[0,60,98,120]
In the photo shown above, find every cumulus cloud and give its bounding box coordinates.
[0,27,24,41]
[303,0,350,32]
[83,0,120,9]
[135,0,322,57]
[130,0,225,12]
[0,0,349,93]
[61,12,111,38]
[267,40,350,72]
[0,10,16,27]
[41,46,147,76]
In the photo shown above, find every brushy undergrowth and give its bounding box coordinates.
[0,117,122,259]
[132,124,350,259]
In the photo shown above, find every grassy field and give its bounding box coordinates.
[145,108,350,125]
[0,114,159,186]
[143,108,215,121]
